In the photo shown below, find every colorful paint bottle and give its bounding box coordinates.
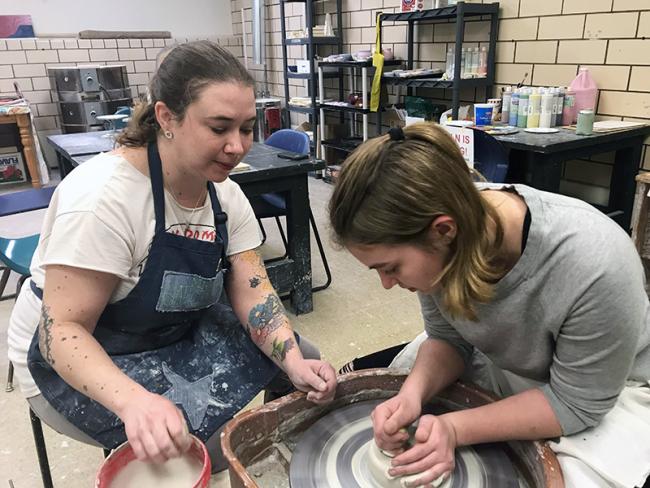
[501,86,512,124]
[517,90,529,128]
[540,88,553,129]
[527,87,541,129]
[562,89,576,126]
[555,87,565,126]
[509,89,519,127]
[576,109,595,135]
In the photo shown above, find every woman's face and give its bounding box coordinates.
[347,242,450,294]
[168,81,256,182]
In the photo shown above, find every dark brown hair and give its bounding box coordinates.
[329,122,504,321]
[117,40,255,147]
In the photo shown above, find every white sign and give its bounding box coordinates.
[441,125,474,167]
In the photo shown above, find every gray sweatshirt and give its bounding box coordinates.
[420,184,650,435]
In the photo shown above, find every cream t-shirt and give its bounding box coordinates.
[8,152,262,397]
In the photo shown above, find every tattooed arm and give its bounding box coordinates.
[226,248,337,404]
[37,264,190,461]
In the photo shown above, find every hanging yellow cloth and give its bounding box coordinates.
[370,12,384,113]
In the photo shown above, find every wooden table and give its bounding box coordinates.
[494,125,650,232]
[0,111,42,188]
[48,131,325,314]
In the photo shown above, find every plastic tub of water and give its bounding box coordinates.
[95,435,211,488]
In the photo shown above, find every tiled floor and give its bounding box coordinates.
[0,174,423,487]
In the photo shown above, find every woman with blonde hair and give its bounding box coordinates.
[329,122,650,487]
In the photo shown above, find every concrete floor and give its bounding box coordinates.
[0,174,423,487]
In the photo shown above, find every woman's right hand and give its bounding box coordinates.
[371,394,422,453]
[117,389,192,463]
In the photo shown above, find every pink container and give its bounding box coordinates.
[569,68,598,123]
[95,435,211,488]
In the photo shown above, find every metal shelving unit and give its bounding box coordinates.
[280,0,343,133]
[379,1,500,119]
[317,59,402,157]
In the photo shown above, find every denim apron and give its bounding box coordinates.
[27,142,279,448]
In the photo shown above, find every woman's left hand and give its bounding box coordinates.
[287,359,337,404]
[388,414,457,487]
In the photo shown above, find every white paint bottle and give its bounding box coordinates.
[540,88,554,129]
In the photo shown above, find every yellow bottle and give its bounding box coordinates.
[527,88,541,129]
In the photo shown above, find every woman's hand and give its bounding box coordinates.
[372,394,422,453]
[286,359,337,404]
[117,389,192,463]
[389,415,457,487]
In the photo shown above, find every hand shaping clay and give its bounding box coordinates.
[367,440,449,488]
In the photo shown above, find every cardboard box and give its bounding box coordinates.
[0,152,26,184]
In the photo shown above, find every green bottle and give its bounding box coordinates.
[517,91,529,128]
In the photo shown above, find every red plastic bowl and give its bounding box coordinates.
[95,435,211,488]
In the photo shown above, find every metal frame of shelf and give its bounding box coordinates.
[379,1,499,119]
[317,60,403,157]
[280,0,344,137]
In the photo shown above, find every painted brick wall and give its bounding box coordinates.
[0,35,242,165]
[233,0,650,203]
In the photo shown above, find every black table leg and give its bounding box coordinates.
[56,153,74,179]
[528,152,563,193]
[610,139,643,233]
[285,175,313,315]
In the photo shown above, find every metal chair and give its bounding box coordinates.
[471,128,510,183]
[3,233,38,395]
[0,233,110,487]
[251,129,332,292]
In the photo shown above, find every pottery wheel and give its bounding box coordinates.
[289,400,524,488]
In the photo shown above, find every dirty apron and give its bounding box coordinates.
[27,142,279,448]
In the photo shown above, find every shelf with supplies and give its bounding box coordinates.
[321,137,364,153]
[381,76,490,89]
[380,2,498,22]
[279,0,344,142]
[316,58,401,156]
[287,104,318,114]
[283,36,341,46]
[287,71,340,79]
[319,102,373,114]
[378,1,500,120]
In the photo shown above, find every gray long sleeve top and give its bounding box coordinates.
[421,184,650,435]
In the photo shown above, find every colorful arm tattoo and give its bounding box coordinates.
[271,337,295,362]
[248,293,287,346]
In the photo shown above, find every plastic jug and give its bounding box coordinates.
[569,68,598,121]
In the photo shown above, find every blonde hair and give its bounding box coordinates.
[329,122,504,321]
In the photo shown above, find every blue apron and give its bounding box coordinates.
[27,142,279,448]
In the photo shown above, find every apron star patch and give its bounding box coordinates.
[161,362,226,430]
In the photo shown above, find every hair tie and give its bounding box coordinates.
[388,127,405,141]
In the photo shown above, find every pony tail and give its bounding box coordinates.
[115,99,159,147]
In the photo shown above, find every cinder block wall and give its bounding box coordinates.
[0,35,242,165]
[234,0,650,203]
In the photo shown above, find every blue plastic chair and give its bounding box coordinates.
[251,129,332,292]
[114,106,132,130]
[0,234,39,301]
[471,128,510,183]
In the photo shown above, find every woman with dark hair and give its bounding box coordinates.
[329,122,650,487]
[8,40,336,469]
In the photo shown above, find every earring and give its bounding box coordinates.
[164,130,174,139]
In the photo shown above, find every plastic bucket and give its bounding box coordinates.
[474,103,493,126]
[95,435,211,488]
